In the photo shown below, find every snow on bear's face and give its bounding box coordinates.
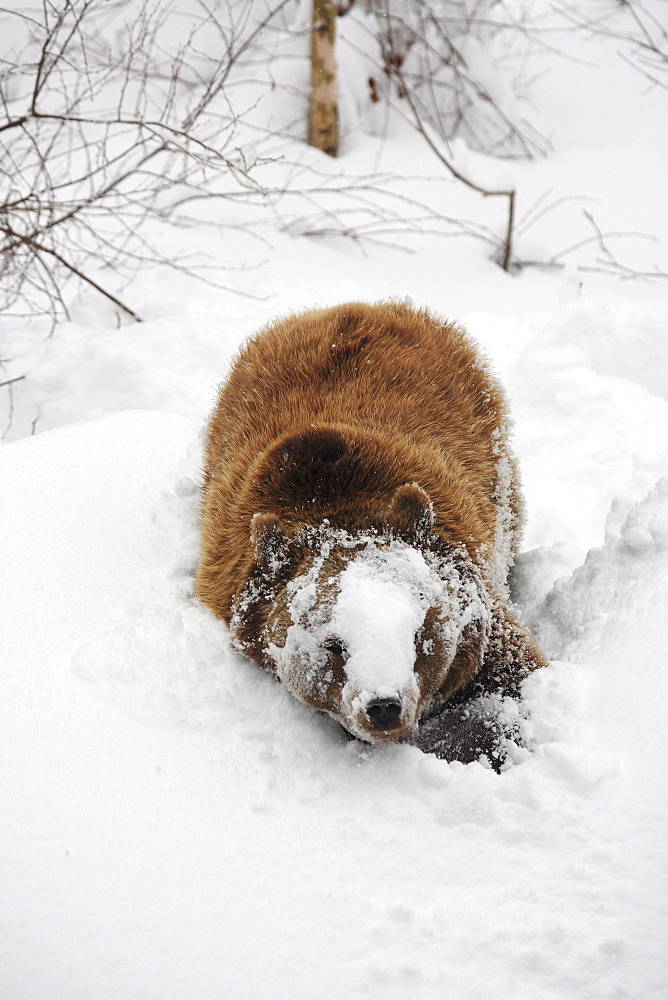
[252,530,490,743]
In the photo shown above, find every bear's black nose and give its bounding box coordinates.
[365,696,403,731]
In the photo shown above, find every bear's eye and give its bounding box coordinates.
[323,637,347,659]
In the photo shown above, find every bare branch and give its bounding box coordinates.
[387,50,517,269]
[0,375,25,389]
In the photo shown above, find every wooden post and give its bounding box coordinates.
[309,0,338,157]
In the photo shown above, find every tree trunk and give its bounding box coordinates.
[309,0,338,157]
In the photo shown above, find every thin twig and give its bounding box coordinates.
[0,375,26,389]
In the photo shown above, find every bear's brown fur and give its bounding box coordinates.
[196,301,547,763]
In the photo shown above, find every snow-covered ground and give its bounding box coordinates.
[1,4,667,998]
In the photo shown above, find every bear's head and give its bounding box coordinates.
[231,484,492,743]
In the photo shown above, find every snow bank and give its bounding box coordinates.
[1,410,665,1000]
[531,473,668,790]
[509,298,668,575]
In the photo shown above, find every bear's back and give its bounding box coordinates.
[198,302,517,621]
[205,301,505,482]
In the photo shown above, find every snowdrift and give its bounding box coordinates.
[1,389,666,998]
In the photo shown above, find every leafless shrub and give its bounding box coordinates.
[342,1,668,274]
[552,0,668,90]
[358,0,551,159]
[344,1,539,269]
[518,208,668,281]
[0,0,294,323]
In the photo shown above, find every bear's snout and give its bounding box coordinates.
[365,695,403,732]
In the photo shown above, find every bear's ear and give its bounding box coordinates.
[387,483,434,544]
[250,513,291,578]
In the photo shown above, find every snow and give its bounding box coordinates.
[333,546,438,706]
[1,4,668,999]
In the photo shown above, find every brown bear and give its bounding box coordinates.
[196,300,547,763]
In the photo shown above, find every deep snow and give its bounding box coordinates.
[1,3,667,999]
